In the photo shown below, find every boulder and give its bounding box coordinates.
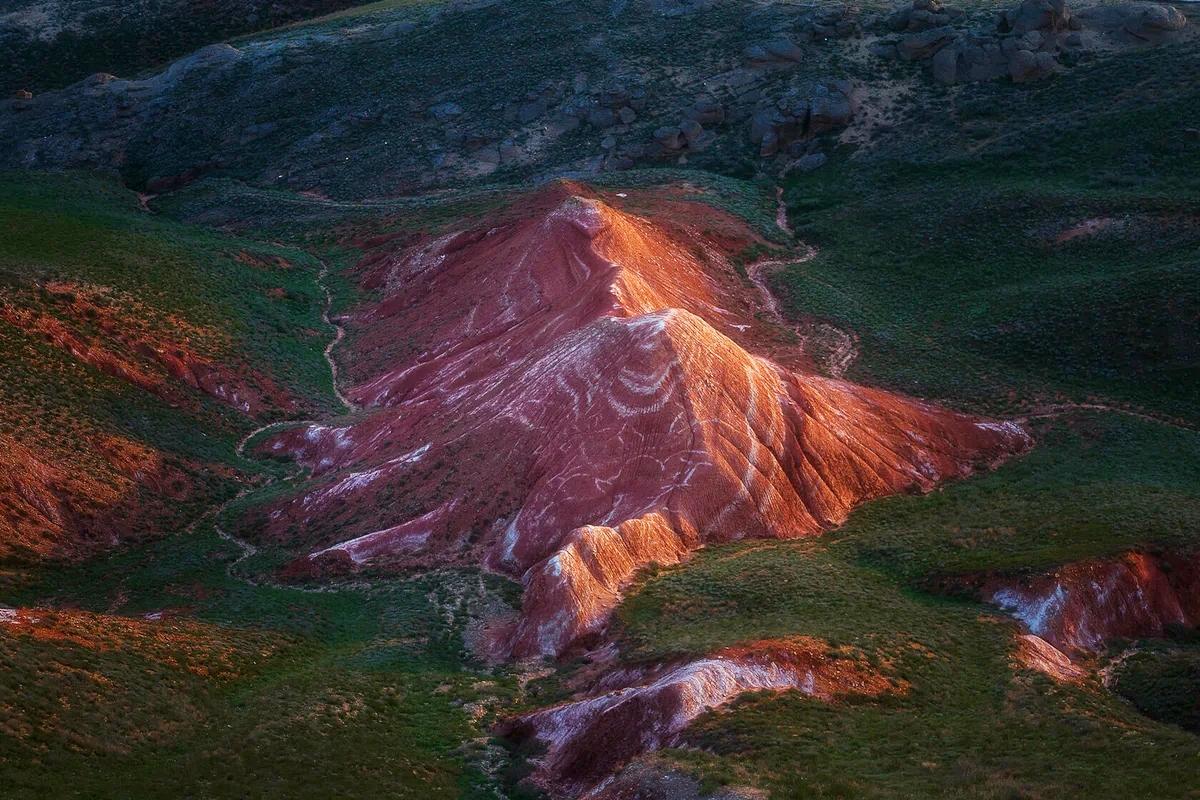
[1008,48,1058,82]
[744,44,772,62]
[429,102,464,121]
[746,36,805,65]
[997,0,1072,34]
[654,125,684,150]
[587,108,617,128]
[796,151,828,171]
[931,44,961,83]
[679,119,705,146]
[808,6,861,38]
[1076,3,1187,42]
[765,36,806,62]
[687,97,725,125]
[809,81,854,131]
[887,0,963,32]
[750,80,854,156]
[750,108,785,145]
[870,40,901,59]
[517,99,546,124]
[898,25,958,60]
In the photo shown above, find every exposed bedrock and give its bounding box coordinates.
[255,183,1030,659]
[984,551,1200,656]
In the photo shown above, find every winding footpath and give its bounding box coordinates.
[749,191,859,378]
[212,256,358,591]
[1013,402,1195,432]
[317,258,356,414]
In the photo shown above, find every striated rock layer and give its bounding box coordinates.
[986,551,1200,656]
[256,183,1030,658]
[500,638,897,796]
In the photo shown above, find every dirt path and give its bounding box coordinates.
[774,186,793,237]
[316,257,356,413]
[1013,402,1195,431]
[211,255,361,592]
[746,246,860,379]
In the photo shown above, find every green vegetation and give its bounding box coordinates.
[775,40,1200,422]
[0,173,340,477]
[611,32,1200,797]
[1113,643,1200,734]
[2,0,1199,796]
[0,0,380,94]
[2,521,524,799]
[618,416,1200,659]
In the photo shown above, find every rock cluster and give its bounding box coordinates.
[885,0,965,31]
[749,80,855,156]
[742,5,860,67]
[650,97,724,155]
[573,82,648,130]
[872,0,1189,85]
[802,5,862,39]
[503,81,565,125]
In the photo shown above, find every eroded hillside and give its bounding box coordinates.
[2,0,1199,798]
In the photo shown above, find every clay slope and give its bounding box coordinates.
[255,184,1030,658]
[986,551,1200,656]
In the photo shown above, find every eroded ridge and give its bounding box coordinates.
[253,184,1031,659]
[986,551,1200,656]
[499,638,897,797]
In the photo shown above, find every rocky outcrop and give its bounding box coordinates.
[886,0,965,32]
[2,43,245,172]
[985,551,1200,656]
[744,36,806,66]
[500,638,896,796]
[872,0,1188,85]
[749,80,855,157]
[997,0,1075,34]
[1014,633,1087,681]
[253,183,1030,660]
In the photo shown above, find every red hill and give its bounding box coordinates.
[256,184,1031,658]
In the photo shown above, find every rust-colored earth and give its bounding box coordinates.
[986,550,1200,656]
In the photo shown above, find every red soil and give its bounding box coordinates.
[499,637,897,796]
[0,430,201,561]
[986,551,1200,656]
[0,281,291,416]
[257,183,1030,658]
[0,607,280,679]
